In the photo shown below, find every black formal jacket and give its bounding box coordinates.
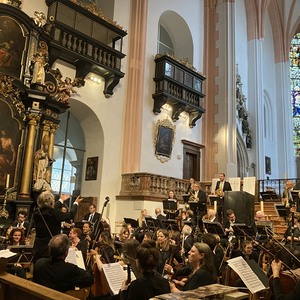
[33,201,78,260]
[189,190,207,213]
[120,270,170,300]
[33,257,94,292]
[84,212,100,224]
[11,220,30,232]
[215,181,232,192]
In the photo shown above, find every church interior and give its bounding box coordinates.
[0,0,300,298]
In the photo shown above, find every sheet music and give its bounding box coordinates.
[228,177,241,191]
[243,176,256,195]
[65,248,86,270]
[0,249,17,258]
[102,262,127,295]
[227,256,266,294]
[211,178,218,192]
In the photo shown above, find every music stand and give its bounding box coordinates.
[123,218,139,229]
[260,192,279,201]
[255,221,273,241]
[160,219,179,231]
[145,217,160,231]
[232,224,255,238]
[275,204,288,221]
[182,194,190,204]
[203,221,225,236]
[8,245,34,265]
[163,199,177,213]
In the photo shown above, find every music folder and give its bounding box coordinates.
[227,256,268,294]
[123,218,139,229]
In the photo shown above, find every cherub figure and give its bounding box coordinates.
[33,11,46,27]
[57,77,77,104]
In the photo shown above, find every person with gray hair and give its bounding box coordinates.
[33,191,82,261]
[33,234,93,292]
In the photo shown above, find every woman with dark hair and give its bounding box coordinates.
[6,228,27,278]
[69,227,87,260]
[90,231,115,264]
[119,240,170,300]
[170,242,217,292]
[8,228,26,246]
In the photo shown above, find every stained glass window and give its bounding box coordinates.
[290,33,300,156]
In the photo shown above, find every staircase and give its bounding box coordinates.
[255,201,287,239]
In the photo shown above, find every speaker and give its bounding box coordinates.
[223,191,255,226]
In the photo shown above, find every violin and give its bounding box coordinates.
[267,240,298,294]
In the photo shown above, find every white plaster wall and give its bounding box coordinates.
[22,0,48,18]
[235,0,248,100]
[140,0,204,178]
[262,16,279,179]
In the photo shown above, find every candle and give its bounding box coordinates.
[214,200,217,212]
[5,174,10,189]
[260,200,264,212]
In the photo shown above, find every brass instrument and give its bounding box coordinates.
[188,194,199,202]
[215,188,224,197]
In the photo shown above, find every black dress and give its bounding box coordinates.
[120,270,170,300]
[182,267,216,291]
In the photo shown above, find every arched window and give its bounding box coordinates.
[51,111,85,195]
[290,33,300,156]
[158,11,194,62]
[158,24,175,56]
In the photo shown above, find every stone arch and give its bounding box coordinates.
[67,98,104,196]
[158,10,194,62]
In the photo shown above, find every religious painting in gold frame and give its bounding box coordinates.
[154,119,175,163]
[0,15,27,79]
[0,97,23,195]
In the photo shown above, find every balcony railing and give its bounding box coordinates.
[152,54,206,127]
[46,0,127,97]
[118,173,300,203]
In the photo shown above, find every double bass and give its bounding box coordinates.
[90,197,112,298]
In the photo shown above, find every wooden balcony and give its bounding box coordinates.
[46,0,127,97]
[152,54,206,128]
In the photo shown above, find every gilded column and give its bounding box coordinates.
[46,122,59,183]
[18,112,40,198]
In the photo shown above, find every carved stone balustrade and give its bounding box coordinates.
[117,173,212,202]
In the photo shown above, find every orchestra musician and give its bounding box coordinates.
[6,228,27,278]
[119,240,170,300]
[271,259,300,299]
[90,231,116,264]
[82,222,95,249]
[11,211,30,233]
[186,177,195,195]
[186,183,207,232]
[156,229,181,275]
[163,190,179,220]
[214,173,232,197]
[84,204,100,224]
[69,227,88,261]
[170,242,217,292]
